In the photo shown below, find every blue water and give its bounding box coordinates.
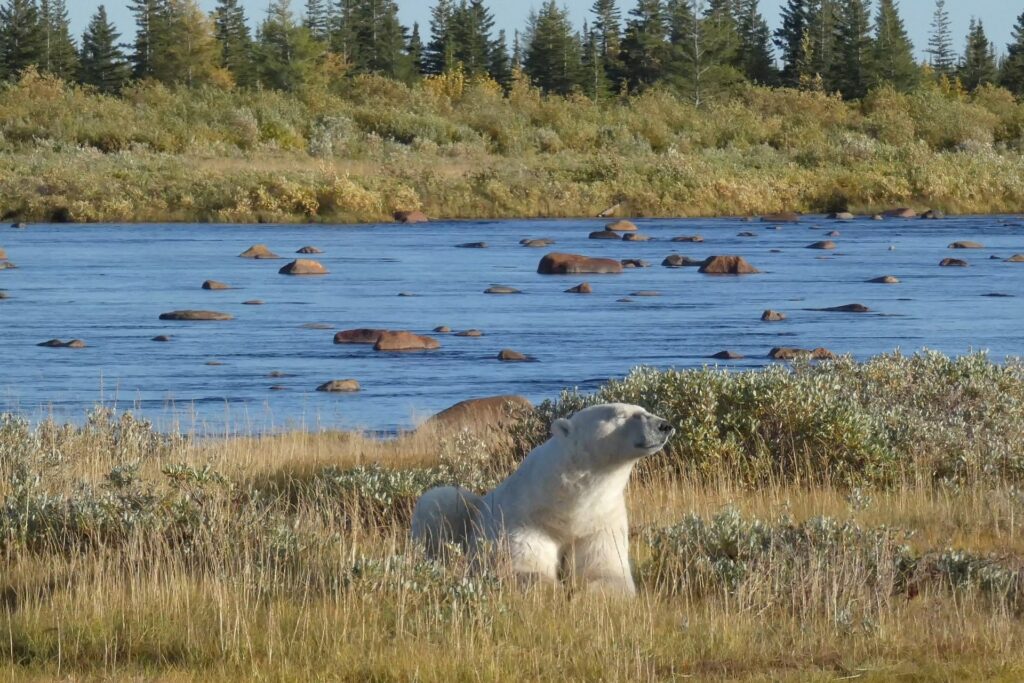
[0,216,1022,433]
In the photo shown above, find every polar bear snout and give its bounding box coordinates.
[636,413,674,452]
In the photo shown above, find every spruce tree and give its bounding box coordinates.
[128,0,169,79]
[449,0,496,77]
[39,0,77,80]
[807,0,836,86]
[828,0,871,99]
[924,0,954,77]
[329,0,358,63]
[591,0,623,86]
[350,0,407,77]
[79,4,130,92]
[735,0,775,84]
[214,0,254,86]
[669,0,743,105]
[489,28,512,88]
[774,0,811,86]
[1002,11,1024,96]
[620,0,669,90]
[304,0,330,41]
[581,20,612,98]
[0,0,44,79]
[155,0,220,87]
[256,0,323,90]
[424,0,454,74]
[523,0,583,94]
[959,18,997,92]
[870,0,916,91]
[407,21,425,74]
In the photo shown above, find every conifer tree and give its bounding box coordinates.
[407,21,424,74]
[1002,11,1024,96]
[489,28,512,88]
[257,0,323,90]
[304,0,331,41]
[214,0,254,86]
[924,0,954,77]
[450,0,496,77]
[591,0,623,86]
[806,0,837,85]
[79,4,130,92]
[581,20,612,98]
[128,0,169,79]
[523,0,583,94]
[155,0,220,87]
[735,0,775,84]
[774,0,811,86]
[669,0,743,105]
[424,0,454,74]
[0,0,44,79]
[870,0,916,91]
[39,0,77,80]
[329,0,358,63]
[828,0,871,99]
[350,0,407,77]
[959,18,997,92]
[620,0,669,90]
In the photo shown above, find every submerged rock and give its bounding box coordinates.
[159,310,233,321]
[698,255,760,274]
[769,347,835,360]
[939,258,968,267]
[497,349,533,362]
[710,350,744,360]
[278,259,327,275]
[761,310,786,321]
[202,280,231,290]
[565,282,592,294]
[605,219,637,232]
[316,379,360,392]
[373,331,440,351]
[239,244,279,259]
[538,253,623,275]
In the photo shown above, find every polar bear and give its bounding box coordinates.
[411,403,675,595]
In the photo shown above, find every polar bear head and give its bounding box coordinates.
[550,403,674,467]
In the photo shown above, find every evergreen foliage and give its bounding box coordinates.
[828,0,871,99]
[78,4,130,93]
[214,0,254,86]
[870,0,916,92]
[523,0,582,95]
[39,0,77,80]
[960,19,998,92]
[1003,11,1024,96]
[925,0,954,77]
[0,0,44,79]
[620,0,669,91]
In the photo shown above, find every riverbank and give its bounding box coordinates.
[2,72,1024,224]
[3,355,1024,679]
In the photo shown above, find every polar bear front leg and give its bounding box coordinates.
[570,526,636,596]
[504,529,561,587]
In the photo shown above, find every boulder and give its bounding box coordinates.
[620,259,650,268]
[949,241,984,249]
[589,230,622,240]
[939,258,968,267]
[239,244,279,259]
[761,310,786,322]
[537,252,623,275]
[454,329,483,337]
[394,210,428,224]
[38,339,86,348]
[605,219,637,232]
[883,208,917,218]
[921,209,944,220]
[1006,254,1024,263]
[710,350,744,360]
[565,282,592,294]
[427,395,532,429]
[769,347,835,360]
[397,292,417,297]
[373,331,440,351]
[497,349,533,362]
[622,233,652,242]
[0,290,8,299]
[617,297,633,303]
[806,241,836,250]
[662,254,702,268]
[521,238,554,248]
[760,212,800,223]
[11,222,26,229]
[316,379,360,393]
[334,328,387,344]
[159,310,233,321]
[152,335,172,342]
[456,242,487,248]
[0,248,5,259]
[828,212,854,220]
[868,275,900,284]
[202,280,231,290]
[672,235,704,242]
[819,303,870,313]
[270,385,288,391]
[297,246,322,254]
[301,323,333,330]
[826,230,841,237]
[698,255,760,274]
[872,214,883,220]
[630,291,660,297]
[433,326,452,333]
[485,285,522,294]
[279,259,327,275]
[737,231,757,237]
[242,299,265,305]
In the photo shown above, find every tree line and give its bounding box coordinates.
[1,0,1024,102]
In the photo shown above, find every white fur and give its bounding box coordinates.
[411,403,674,596]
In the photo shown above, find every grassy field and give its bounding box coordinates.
[2,71,1024,224]
[2,351,1023,680]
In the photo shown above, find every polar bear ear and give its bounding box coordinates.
[551,418,572,438]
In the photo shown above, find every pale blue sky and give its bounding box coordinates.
[69,1,1020,61]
